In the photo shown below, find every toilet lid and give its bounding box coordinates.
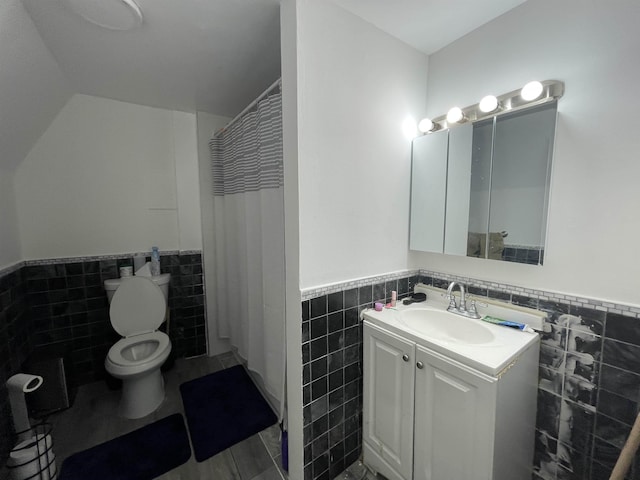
[110,277,166,337]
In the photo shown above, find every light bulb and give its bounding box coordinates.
[418,118,435,133]
[479,95,499,113]
[521,81,544,101]
[446,107,464,124]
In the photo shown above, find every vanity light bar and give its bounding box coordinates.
[420,80,564,134]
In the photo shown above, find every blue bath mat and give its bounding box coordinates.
[180,365,277,462]
[59,414,191,480]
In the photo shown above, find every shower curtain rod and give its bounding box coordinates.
[213,77,282,138]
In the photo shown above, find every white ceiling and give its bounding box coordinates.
[21,0,282,117]
[1,0,527,172]
[330,0,527,55]
[18,0,527,118]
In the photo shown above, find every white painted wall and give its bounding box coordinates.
[196,111,232,356]
[409,1,640,306]
[173,111,203,251]
[296,0,428,290]
[14,94,203,260]
[281,0,303,478]
[0,169,21,269]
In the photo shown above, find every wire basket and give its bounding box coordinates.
[6,422,57,480]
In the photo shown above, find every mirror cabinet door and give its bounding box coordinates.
[467,119,494,259]
[487,102,557,264]
[444,123,473,256]
[409,130,448,253]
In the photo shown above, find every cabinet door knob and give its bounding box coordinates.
[402,354,410,362]
[416,361,424,369]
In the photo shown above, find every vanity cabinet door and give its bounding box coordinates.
[363,323,415,480]
[413,345,497,480]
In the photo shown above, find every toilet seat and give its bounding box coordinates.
[107,331,170,367]
[109,277,166,337]
[104,276,172,419]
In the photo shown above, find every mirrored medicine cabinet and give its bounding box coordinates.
[409,95,559,265]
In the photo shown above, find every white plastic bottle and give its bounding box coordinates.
[150,246,161,276]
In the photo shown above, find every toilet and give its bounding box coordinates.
[104,274,171,419]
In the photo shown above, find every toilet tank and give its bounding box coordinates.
[104,273,171,303]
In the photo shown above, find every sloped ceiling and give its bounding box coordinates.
[0,0,280,171]
[22,0,282,117]
[0,0,72,171]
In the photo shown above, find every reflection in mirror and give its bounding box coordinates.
[467,119,493,257]
[467,102,557,264]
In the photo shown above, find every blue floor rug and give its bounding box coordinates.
[59,414,191,480]
[180,365,278,462]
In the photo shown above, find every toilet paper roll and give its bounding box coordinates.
[119,266,133,277]
[8,434,56,480]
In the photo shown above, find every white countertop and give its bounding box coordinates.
[362,285,542,376]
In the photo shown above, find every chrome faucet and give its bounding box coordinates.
[446,281,480,319]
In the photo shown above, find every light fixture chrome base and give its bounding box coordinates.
[420,79,564,134]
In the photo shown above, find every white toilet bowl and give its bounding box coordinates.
[104,276,172,419]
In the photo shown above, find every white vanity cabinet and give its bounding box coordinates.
[363,322,416,480]
[363,321,538,480]
[413,343,496,480]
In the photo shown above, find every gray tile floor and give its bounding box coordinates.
[44,352,377,480]
[48,353,287,480]
[335,462,374,480]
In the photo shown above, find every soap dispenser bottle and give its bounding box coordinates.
[150,246,161,276]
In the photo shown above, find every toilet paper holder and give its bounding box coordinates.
[6,422,57,480]
[7,373,43,442]
[6,374,57,480]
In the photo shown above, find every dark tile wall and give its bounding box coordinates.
[303,271,640,480]
[26,252,206,384]
[164,253,207,359]
[533,311,640,480]
[301,274,418,480]
[0,251,206,467]
[503,245,544,265]
[26,260,113,386]
[0,266,32,467]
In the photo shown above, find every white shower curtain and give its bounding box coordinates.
[209,88,285,406]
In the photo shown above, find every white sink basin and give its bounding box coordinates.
[398,308,495,345]
[362,288,542,375]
